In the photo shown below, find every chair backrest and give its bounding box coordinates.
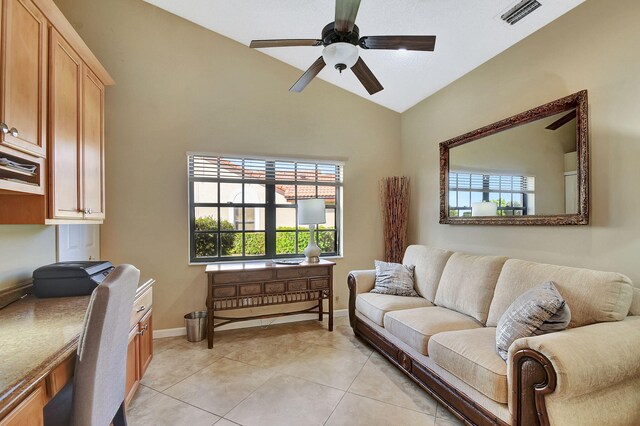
[71,264,140,426]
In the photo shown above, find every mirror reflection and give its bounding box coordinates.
[448,109,577,218]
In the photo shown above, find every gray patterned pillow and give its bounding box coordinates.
[496,281,571,361]
[370,261,419,297]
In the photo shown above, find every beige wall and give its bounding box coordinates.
[54,0,401,329]
[0,226,55,291]
[402,0,640,284]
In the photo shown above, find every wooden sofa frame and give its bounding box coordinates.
[348,274,557,426]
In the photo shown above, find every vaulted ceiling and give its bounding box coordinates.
[143,0,585,112]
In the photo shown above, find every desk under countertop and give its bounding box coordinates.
[0,278,154,418]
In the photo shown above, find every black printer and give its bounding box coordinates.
[33,261,114,298]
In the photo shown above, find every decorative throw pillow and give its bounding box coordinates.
[495,281,571,361]
[370,261,419,297]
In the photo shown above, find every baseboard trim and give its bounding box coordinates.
[154,309,348,339]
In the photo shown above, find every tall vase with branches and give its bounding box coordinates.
[379,176,410,263]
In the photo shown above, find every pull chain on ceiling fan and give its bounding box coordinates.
[249,0,437,95]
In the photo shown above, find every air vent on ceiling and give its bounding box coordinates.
[501,0,542,25]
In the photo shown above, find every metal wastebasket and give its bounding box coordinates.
[184,311,207,342]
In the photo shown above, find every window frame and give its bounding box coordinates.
[188,153,343,263]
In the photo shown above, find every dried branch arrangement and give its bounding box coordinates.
[380,176,410,263]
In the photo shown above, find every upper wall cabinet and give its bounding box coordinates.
[0,0,48,158]
[0,0,113,224]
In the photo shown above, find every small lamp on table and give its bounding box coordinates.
[297,198,326,263]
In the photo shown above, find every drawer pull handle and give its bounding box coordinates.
[136,305,146,313]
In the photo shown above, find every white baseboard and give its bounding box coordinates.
[153,309,348,339]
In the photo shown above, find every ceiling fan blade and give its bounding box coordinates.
[545,110,577,130]
[290,56,326,92]
[351,57,383,95]
[250,39,323,48]
[359,35,437,51]
[335,0,361,33]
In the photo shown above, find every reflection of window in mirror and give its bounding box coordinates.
[449,171,535,217]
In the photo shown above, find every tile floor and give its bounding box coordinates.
[128,317,464,426]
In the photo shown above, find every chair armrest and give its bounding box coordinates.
[347,270,376,329]
[348,270,376,294]
[508,316,640,400]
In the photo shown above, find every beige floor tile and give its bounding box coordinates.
[348,352,438,415]
[127,384,160,412]
[214,420,241,426]
[435,404,465,425]
[226,374,344,426]
[294,322,373,356]
[141,346,221,391]
[326,393,436,426]
[274,344,370,390]
[164,357,275,416]
[153,336,186,354]
[223,337,310,369]
[127,393,219,426]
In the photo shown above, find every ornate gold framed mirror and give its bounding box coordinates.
[439,90,588,225]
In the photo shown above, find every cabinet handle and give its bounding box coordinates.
[0,123,7,134]
[137,324,149,335]
[83,207,93,215]
[9,128,18,137]
[136,305,146,313]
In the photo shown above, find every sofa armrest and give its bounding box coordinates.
[348,270,376,294]
[509,316,640,402]
[347,270,376,329]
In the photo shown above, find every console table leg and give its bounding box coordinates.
[318,295,323,321]
[328,291,334,332]
[208,307,214,349]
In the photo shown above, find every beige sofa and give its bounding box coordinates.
[347,245,640,426]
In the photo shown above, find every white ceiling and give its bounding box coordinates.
[142,0,585,112]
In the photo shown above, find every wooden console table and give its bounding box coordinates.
[205,260,335,348]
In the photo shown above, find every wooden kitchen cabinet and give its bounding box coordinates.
[48,28,82,219]
[125,288,153,407]
[0,385,45,426]
[0,0,113,223]
[0,0,48,158]
[81,66,105,220]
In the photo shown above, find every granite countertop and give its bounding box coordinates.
[0,278,154,417]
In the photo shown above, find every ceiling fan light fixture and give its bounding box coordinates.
[322,42,359,72]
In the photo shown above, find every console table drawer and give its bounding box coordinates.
[287,279,308,291]
[239,283,262,296]
[264,281,286,294]
[310,278,329,290]
[213,285,236,298]
[277,266,329,279]
[213,270,273,284]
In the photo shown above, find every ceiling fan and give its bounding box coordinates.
[249,0,436,95]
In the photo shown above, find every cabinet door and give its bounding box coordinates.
[0,385,45,426]
[81,66,105,220]
[138,311,153,377]
[0,0,47,157]
[49,29,83,219]
[124,325,139,407]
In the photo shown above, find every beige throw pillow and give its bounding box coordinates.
[495,281,571,361]
[370,261,419,297]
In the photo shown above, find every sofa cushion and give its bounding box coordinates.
[429,328,507,404]
[402,245,454,302]
[355,293,432,326]
[630,287,640,316]
[385,307,481,355]
[496,282,570,360]
[434,253,507,324]
[486,259,634,328]
[370,261,418,297]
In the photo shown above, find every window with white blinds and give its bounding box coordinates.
[188,154,343,262]
[448,171,535,217]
